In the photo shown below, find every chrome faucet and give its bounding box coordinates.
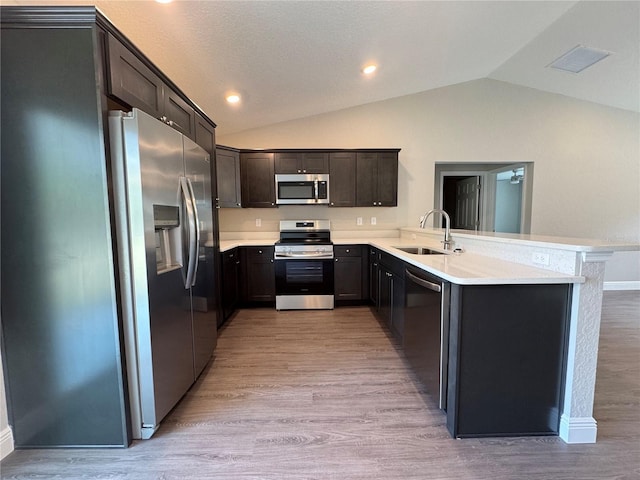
[419,209,453,249]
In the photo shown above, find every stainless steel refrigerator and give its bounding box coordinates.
[109,108,217,439]
[1,21,219,448]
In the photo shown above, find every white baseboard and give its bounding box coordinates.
[0,425,14,460]
[559,415,597,444]
[603,281,640,291]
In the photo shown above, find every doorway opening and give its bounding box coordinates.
[442,176,481,230]
[434,162,533,234]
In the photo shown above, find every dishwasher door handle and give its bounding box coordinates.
[405,269,441,293]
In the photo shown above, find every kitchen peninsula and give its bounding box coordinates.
[220,226,637,444]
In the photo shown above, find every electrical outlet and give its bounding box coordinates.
[370,217,377,225]
[356,217,363,226]
[255,218,262,227]
[532,252,550,266]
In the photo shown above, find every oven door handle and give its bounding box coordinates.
[275,252,334,259]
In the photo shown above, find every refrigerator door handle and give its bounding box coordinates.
[180,176,197,289]
[186,177,200,287]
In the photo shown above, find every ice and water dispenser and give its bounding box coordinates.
[153,205,182,274]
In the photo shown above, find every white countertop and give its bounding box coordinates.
[219,236,584,285]
[363,237,583,285]
[401,227,639,253]
[220,238,279,252]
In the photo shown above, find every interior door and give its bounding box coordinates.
[455,176,481,230]
[184,136,218,378]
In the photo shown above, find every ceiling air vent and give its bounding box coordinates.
[548,45,611,74]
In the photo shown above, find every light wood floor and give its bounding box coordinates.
[2,292,639,479]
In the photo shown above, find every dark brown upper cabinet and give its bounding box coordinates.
[106,33,196,140]
[163,88,196,139]
[329,152,356,207]
[356,151,398,207]
[106,33,163,118]
[195,113,215,155]
[274,152,329,174]
[216,146,242,208]
[240,152,276,208]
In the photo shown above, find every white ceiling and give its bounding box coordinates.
[8,1,640,135]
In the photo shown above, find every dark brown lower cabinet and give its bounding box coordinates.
[241,246,275,303]
[221,249,240,323]
[376,253,405,340]
[446,283,571,438]
[334,245,368,302]
[369,247,379,306]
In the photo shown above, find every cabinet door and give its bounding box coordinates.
[216,148,241,208]
[390,274,405,340]
[447,284,571,438]
[163,88,196,140]
[222,249,240,320]
[377,152,398,206]
[369,248,379,306]
[240,153,276,208]
[301,152,329,174]
[334,245,362,300]
[274,152,301,174]
[329,152,356,207]
[378,266,393,327]
[194,113,215,155]
[106,33,163,118]
[243,247,275,302]
[356,152,377,207]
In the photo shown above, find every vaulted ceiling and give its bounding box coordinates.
[8,1,640,135]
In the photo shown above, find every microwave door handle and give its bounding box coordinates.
[314,180,319,202]
[186,178,200,287]
[180,177,197,289]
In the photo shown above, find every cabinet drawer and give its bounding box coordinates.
[244,246,274,262]
[379,251,405,277]
[222,249,238,261]
[334,245,361,257]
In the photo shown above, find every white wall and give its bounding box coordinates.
[495,179,523,233]
[219,79,640,283]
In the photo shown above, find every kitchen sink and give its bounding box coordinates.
[393,246,446,255]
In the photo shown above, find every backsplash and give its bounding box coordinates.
[218,205,407,234]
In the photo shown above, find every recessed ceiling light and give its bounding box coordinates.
[362,64,377,75]
[548,45,611,74]
[155,0,173,4]
[226,94,241,104]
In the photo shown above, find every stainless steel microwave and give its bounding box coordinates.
[275,174,329,205]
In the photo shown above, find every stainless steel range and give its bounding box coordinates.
[274,220,334,310]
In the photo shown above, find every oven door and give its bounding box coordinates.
[275,257,334,296]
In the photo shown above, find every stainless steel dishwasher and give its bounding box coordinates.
[403,266,450,409]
